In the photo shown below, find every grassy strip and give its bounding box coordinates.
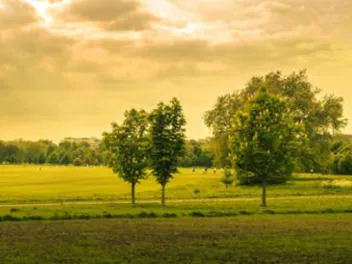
[1,195,351,222]
[1,208,352,222]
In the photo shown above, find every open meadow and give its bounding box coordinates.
[1,165,352,204]
[0,165,352,220]
[1,165,352,263]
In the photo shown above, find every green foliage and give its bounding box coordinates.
[205,92,242,167]
[0,139,107,166]
[205,70,347,172]
[46,152,59,164]
[230,89,304,186]
[221,169,234,189]
[59,153,71,165]
[103,109,150,205]
[330,137,352,175]
[177,139,214,167]
[149,98,186,206]
[73,158,83,166]
[338,154,352,175]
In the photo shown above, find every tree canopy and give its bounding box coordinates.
[229,88,305,206]
[149,98,186,206]
[103,109,150,205]
[205,70,347,172]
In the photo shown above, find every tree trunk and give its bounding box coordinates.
[131,182,136,206]
[161,184,166,207]
[261,180,267,207]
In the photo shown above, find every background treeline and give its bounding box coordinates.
[331,134,352,175]
[0,139,109,166]
[1,135,351,174]
[177,139,214,167]
[0,138,214,167]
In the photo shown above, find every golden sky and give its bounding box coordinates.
[1,0,352,141]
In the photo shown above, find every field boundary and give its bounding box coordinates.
[1,194,352,208]
[1,207,352,222]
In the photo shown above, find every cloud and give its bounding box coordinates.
[167,0,352,41]
[0,0,352,141]
[0,0,40,28]
[55,0,160,32]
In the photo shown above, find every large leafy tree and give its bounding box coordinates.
[149,98,186,207]
[230,89,305,206]
[103,109,150,205]
[205,70,347,172]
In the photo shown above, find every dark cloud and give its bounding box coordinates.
[1,27,76,74]
[57,0,160,32]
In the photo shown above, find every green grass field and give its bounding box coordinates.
[1,165,351,204]
[1,215,351,264]
[0,165,351,263]
[0,165,351,220]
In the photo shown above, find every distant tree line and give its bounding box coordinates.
[0,139,109,166]
[177,139,214,168]
[0,138,214,168]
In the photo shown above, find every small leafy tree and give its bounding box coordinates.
[229,88,304,206]
[73,157,82,166]
[221,169,234,190]
[103,109,150,205]
[149,98,186,206]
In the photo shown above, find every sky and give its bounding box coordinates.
[0,0,352,142]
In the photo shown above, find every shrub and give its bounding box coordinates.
[263,209,275,215]
[137,212,158,218]
[221,169,234,189]
[73,158,83,166]
[189,212,204,217]
[239,210,252,215]
[24,216,44,221]
[321,208,334,214]
[163,213,177,218]
[78,214,90,220]
[3,215,20,221]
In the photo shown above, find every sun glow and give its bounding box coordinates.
[23,0,70,25]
